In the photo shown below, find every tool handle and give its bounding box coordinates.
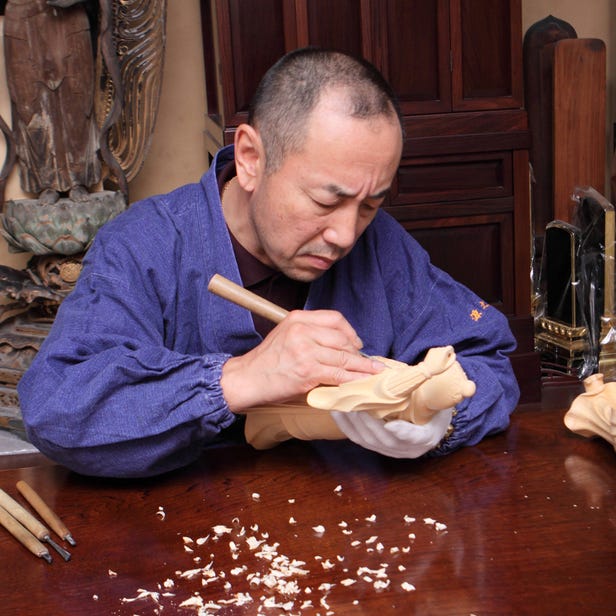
[0,488,48,540]
[16,480,71,542]
[208,274,289,324]
[0,504,49,560]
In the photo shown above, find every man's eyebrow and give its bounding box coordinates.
[325,184,391,200]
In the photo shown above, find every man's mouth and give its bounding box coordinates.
[303,253,336,270]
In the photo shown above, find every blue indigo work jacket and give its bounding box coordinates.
[18,146,520,477]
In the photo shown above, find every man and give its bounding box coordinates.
[18,49,520,477]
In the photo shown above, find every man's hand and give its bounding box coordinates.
[220,310,385,411]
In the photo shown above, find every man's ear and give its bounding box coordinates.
[234,124,264,192]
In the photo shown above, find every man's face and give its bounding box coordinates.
[240,96,403,282]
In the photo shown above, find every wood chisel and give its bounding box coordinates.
[0,503,52,563]
[16,480,76,547]
[0,488,71,560]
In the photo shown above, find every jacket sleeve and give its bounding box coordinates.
[373,214,521,454]
[17,203,237,478]
[425,275,520,455]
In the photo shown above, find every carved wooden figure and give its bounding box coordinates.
[243,346,476,449]
[3,0,101,204]
[564,373,616,451]
[0,0,167,418]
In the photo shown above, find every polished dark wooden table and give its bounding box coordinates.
[1,385,614,615]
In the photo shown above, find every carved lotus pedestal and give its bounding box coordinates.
[1,191,125,255]
[0,191,127,440]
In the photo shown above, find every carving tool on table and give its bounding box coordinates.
[208,273,377,360]
[0,502,52,563]
[0,488,71,561]
[16,480,77,547]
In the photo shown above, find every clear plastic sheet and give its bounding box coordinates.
[535,186,616,381]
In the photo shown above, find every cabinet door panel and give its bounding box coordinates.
[301,0,364,56]
[227,0,287,118]
[451,0,523,110]
[392,152,512,205]
[381,0,451,114]
[403,214,514,313]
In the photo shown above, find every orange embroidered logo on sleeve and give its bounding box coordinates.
[470,301,491,321]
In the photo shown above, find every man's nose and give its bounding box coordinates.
[321,203,361,249]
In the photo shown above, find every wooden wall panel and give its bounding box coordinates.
[551,38,607,221]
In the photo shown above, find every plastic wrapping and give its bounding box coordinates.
[535,186,616,381]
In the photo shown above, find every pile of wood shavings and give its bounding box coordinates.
[117,489,448,614]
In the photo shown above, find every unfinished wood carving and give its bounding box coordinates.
[564,373,616,451]
[243,346,476,449]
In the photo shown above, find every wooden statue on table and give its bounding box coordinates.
[565,373,616,452]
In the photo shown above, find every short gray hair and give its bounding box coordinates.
[248,48,403,172]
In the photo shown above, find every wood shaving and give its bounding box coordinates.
[178,595,205,609]
[246,536,265,550]
[120,588,160,604]
[212,524,232,535]
[115,497,449,612]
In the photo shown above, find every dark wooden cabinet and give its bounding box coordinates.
[200,0,539,400]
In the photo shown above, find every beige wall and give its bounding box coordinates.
[128,0,209,202]
[1,2,615,269]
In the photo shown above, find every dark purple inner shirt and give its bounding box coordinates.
[218,163,309,337]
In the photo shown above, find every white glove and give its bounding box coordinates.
[331,407,453,458]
